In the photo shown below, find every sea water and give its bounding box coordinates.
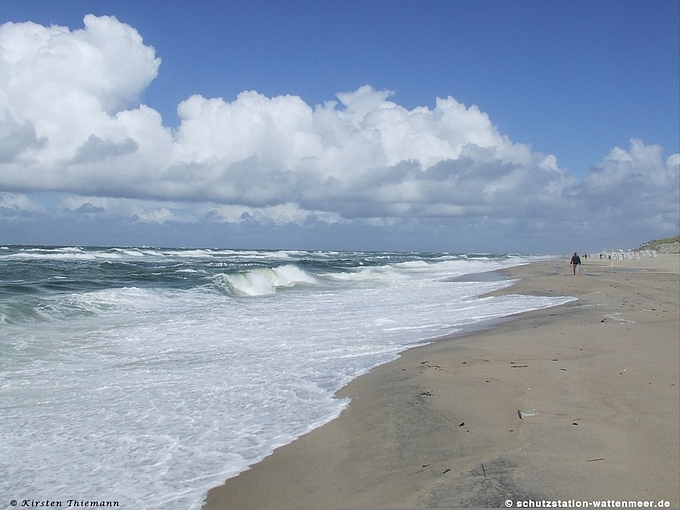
[0,247,574,508]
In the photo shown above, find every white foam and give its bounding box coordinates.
[213,264,317,296]
[0,251,573,510]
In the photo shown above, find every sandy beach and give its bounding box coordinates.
[203,254,680,509]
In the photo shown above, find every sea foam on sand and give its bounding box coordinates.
[204,254,680,509]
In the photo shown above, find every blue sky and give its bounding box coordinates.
[0,1,678,253]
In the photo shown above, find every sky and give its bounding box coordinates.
[0,0,678,253]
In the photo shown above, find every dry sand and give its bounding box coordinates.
[204,254,680,509]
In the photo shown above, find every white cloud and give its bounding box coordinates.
[0,14,160,165]
[581,139,679,233]
[57,194,343,227]
[0,15,677,249]
[0,192,45,215]
[208,202,343,226]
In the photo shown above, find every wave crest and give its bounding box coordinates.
[213,265,317,296]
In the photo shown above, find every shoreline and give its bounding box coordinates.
[204,254,680,509]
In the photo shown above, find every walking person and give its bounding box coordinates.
[570,252,582,275]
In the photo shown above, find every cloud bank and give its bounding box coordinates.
[0,15,677,250]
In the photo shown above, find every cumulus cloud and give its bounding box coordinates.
[0,191,45,217]
[580,139,680,233]
[0,15,677,247]
[71,135,138,164]
[0,114,46,163]
[0,14,161,167]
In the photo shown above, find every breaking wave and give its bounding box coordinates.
[212,264,318,296]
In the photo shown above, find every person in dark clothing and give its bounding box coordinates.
[570,252,582,275]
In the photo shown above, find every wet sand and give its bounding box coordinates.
[204,254,680,509]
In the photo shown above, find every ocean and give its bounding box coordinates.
[0,246,574,508]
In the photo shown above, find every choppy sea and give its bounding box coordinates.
[0,246,574,508]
